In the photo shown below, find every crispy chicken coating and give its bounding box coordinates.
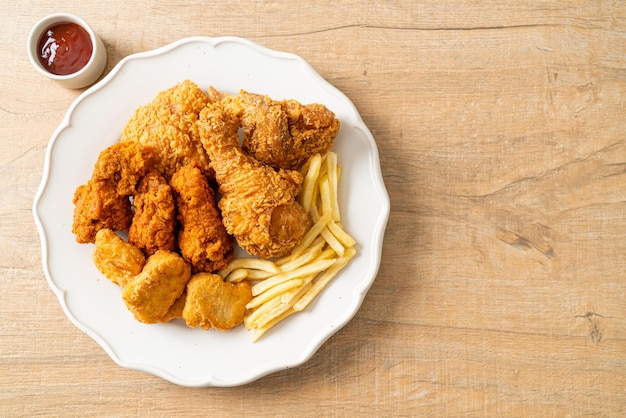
[120,80,213,179]
[160,291,186,323]
[72,141,154,243]
[92,229,146,287]
[91,141,155,195]
[170,164,233,273]
[72,179,133,243]
[182,273,252,331]
[128,170,177,256]
[208,88,340,170]
[121,250,191,324]
[198,103,310,258]
[279,97,340,168]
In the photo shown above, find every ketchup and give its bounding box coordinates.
[37,22,93,75]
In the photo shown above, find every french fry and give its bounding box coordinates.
[250,280,315,341]
[327,219,356,248]
[293,246,356,311]
[320,226,345,256]
[276,237,325,270]
[313,247,340,262]
[252,293,298,328]
[288,211,331,259]
[325,152,341,221]
[319,177,333,218]
[218,257,279,279]
[299,153,322,212]
[246,278,305,310]
[251,308,297,342]
[245,295,282,329]
[247,283,311,329]
[251,258,336,296]
[224,268,248,283]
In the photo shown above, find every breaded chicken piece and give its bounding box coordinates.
[72,179,133,243]
[72,141,154,243]
[198,103,310,258]
[92,141,156,195]
[160,291,186,323]
[170,165,233,273]
[182,273,252,330]
[279,97,340,168]
[128,170,177,256]
[120,80,213,179]
[92,229,146,287]
[121,250,191,324]
[209,88,340,170]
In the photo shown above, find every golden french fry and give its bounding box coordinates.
[325,152,341,221]
[293,247,356,311]
[288,211,331,259]
[252,258,336,296]
[313,248,339,262]
[245,269,276,280]
[253,296,297,329]
[299,153,322,212]
[245,295,282,329]
[251,308,297,342]
[224,268,248,283]
[327,219,356,248]
[277,237,325,271]
[252,282,313,329]
[320,226,345,256]
[319,177,333,218]
[246,278,304,310]
[218,257,279,278]
[248,287,299,329]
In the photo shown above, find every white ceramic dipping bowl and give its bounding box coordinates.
[27,13,107,89]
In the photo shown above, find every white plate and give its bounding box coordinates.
[32,37,389,387]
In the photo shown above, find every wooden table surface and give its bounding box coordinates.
[2,1,625,416]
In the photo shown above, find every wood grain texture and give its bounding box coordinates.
[2,1,625,416]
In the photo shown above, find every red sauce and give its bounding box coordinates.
[37,22,93,75]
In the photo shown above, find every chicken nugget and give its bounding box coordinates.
[128,170,177,256]
[160,291,186,323]
[183,273,252,331]
[72,179,133,243]
[122,250,191,324]
[92,229,146,287]
[170,165,233,273]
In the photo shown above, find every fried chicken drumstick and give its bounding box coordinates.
[197,102,310,259]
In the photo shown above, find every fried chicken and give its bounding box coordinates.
[198,103,311,258]
[170,164,233,273]
[91,141,155,195]
[160,291,186,323]
[120,80,213,179]
[121,250,191,324]
[128,170,177,256]
[72,141,154,243]
[92,229,146,287]
[278,97,340,168]
[72,179,133,243]
[208,88,340,170]
[182,272,252,331]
